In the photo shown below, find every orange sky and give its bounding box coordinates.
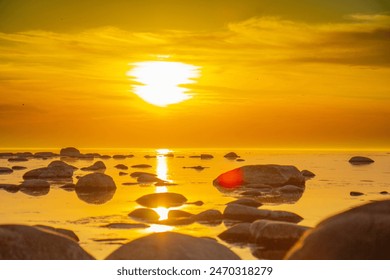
[1,0,390,149]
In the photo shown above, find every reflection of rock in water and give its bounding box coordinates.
[19,179,50,197]
[75,188,116,204]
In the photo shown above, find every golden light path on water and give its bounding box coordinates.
[127,61,200,107]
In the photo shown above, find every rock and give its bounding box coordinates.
[194,210,223,222]
[224,152,240,159]
[114,164,128,170]
[226,198,263,208]
[76,188,116,204]
[60,147,81,157]
[168,210,194,219]
[183,166,208,171]
[136,192,187,208]
[119,172,128,176]
[101,223,149,229]
[301,170,315,178]
[278,185,304,193]
[0,152,14,157]
[105,232,240,260]
[60,183,76,191]
[122,182,138,186]
[200,154,214,159]
[100,155,111,159]
[131,164,152,168]
[214,164,305,189]
[349,156,374,165]
[250,220,310,249]
[0,167,13,174]
[19,180,50,196]
[218,223,251,243]
[34,225,79,242]
[11,166,27,171]
[23,161,74,180]
[223,204,303,223]
[0,224,93,259]
[137,174,164,184]
[81,161,106,171]
[144,155,156,158]
[158,217,195,226]
[130,172,157,178]
[34,152,58,158]
[380,191,389,195]
[350,191,364,196]
[128,208,160,223]
[113,155,126,159]
[286,200,390,260]
[75,173,116,204]
[236,159,245,162]
[15,152,33,157]
[251,248,288,260]
[0,184,20,193]
[8,157,28,162]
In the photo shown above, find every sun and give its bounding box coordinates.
[127,61,200,107]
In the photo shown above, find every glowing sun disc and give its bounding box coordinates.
[127,61,200,107]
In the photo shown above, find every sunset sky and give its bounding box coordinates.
[1,0,389,149]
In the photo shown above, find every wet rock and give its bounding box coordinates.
[194,210,223,223]
[224,152,240,159]
[128,208,160,223]
[19,180,50,196]
[114,164,128,170]
[349,156,374,165]
[226,198,262,208]
[34,225,79,242]
[136,192,187,208]
[122,182,138,186]
[286,200,390,259]
[137,174,164,184]
[0,184,20,193]
[0,167,13,174]
[23,161,74,180]
[119,172,128,176]
[81,161,106,171]
[130,172,157,178]
[168,210,194,219]
[350,191,364,196]
[301,170,315,178]
[8,157,28,162]
[223,204,303,223]
[250,220,310,249]
[131,164,152,168]
[236,159,245,162]
[60,183,76,191]
[200,154,214,159]
[34,152,58,158]
[100,155,111,159]
[105,232,240,260]
[60,147,81,157]
[11,166,27,171]
[48,160,77,170]
[75,173,116,204]
[102,223,149,229]
[380,191,389,195]
[214,165,305,189]
[0,224,93,259]
[218,223,251,243]
[113,155,126,160]
[183,166,208,171]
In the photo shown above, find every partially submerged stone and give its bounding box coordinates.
[136,192,187,208]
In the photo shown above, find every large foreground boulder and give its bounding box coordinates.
[105,232,240,260]
[286,200,390,260]
[213,165,305,189]
[0,224,94,259]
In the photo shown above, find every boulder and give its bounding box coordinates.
[214,165,305,189]
[194,210,223,223]
[81,161,106,171]
[19,180,50,196]
[137,174,164,184]
[48,160,77,170]
[131,164,152,168]
[168,210,194,219]
[60,147,81,157]
[348,156,374,165]
[0,184,20,193]
[75,173,116,204]
[200,154,214,159]
[350,191,364,196]
[130,172,157,178]
[224,152,240,159]
[60,183,76,191]
[33,152,58,158]
[0,167,13,174]
[23,161,74,180]
[136,192,187,208]
[0,152,14,157]
[119,172,128,176]
[128,208,160,223]
[105,232,240,260]
[0,224,93,259]
[226,198,262,208]
[286,200,390,260]
[8,157,28,162]
[113,155,126,159]
[250,220,310,249]
[223,204,303,223]
[34,225,79,242]
[11,166,27,171]
[218,223,252,243]
[114,164,128,170]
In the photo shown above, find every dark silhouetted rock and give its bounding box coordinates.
[224,152,240,159]
[75,173,116,204]
[183,166,208,171]
[0,184,20,193]
[136,192,187,208]
[227,198,262,208]
[0,152,14,157]
[301,170,315,178]
[0,224,93,259]
[113,155,126,160]
[200,154,214,159]
[60,147,81,157]
[34,225,79,242]
[350,191,364,196]
[105,232,240,260]
[218,223,251,243]
[8,157,28,162]
[168,210,194,219]
[19,180,50,196]
[102,223,149,229]
[34,152,58,158]
[286,200,390,260]
[23,161,75,180]
[11,166,27,171]
[349,156,374,165]
[278,185,304,193]
[236,159,245,162]
[115,164,128,170]
[119,172,128,176]
[48,160,77,170]
[128,208,160,223]
[131,164,152,168]
[81,161,106,171]
[15,152,33,157]
[0,167,13,174]
[137,174,164,184]
[100,155,111,159]
[194,210,223,222]
[250,220,310,249]
[380,191,389,195]
[223,204,303,223]
[214,165,305,189]
[60,183,76,191]
[122,182,138,186]
[130,172,157,178]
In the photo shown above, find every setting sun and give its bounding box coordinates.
[127,61,200,107]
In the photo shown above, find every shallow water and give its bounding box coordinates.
[0,148,389,259]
